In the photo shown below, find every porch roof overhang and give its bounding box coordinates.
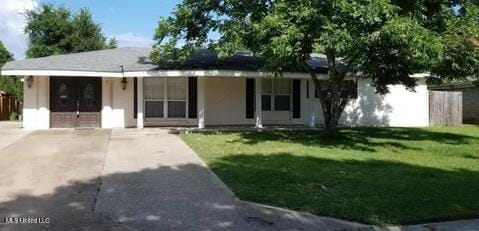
[0,69,329,79]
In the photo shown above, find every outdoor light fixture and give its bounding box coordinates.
[120,65,127,90]
[121,77,128,90]
[26,76,33,88]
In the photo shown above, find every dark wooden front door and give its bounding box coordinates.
[50,77,102,128]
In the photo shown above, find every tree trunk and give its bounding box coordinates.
[303,56,350,136]
[318,85,345,136]
[308,71,348,136]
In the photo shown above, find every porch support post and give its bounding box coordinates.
[197,77,206,129]
[137,77,144,128]
[309,80,316,127]
[255,78,263,128]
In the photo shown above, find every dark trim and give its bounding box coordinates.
[246,78,255,119]
[188,77,198,118]
[134,78,138,119]
[293,79,301,118]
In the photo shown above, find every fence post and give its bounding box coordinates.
[0,95,3,120]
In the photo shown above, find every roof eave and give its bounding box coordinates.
[0,69,332,79]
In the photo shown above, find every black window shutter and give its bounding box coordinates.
[188,77,198,118]
[293,79,301,118]
[134,78,138,119]
[246,79,255,119]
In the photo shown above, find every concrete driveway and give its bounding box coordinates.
[0,125,372,230]
[0,122,29,150]
[0,126,122,230]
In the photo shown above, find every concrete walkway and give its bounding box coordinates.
[95,128,371,230]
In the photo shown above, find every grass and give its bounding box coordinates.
[180,126,479,225]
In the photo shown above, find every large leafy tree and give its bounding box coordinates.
[25,4,117,58]
[0,41,22,100]
[0,41,13,66]
[152,0,479,134]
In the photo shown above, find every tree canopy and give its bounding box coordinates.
[0,41,22,100]
[0,41,13,66]
[151,0,478,133]
[25,4,117,58]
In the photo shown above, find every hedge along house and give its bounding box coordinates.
[1,47,430,130]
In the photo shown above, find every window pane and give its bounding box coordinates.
[261,95,271,111]
[144,78,164,100]
[168,101,186,118]
[274,95,291,111]
[262,79,272,94]
[274,79,291,94]
[145,101,164,118]
[167,78,187,100]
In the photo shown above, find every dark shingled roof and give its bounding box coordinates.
[2,47,332,73]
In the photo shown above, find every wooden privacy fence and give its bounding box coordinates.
[429,90,463,126]
[0,93,22,121]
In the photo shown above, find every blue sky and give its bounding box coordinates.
[0,0,182,60]
[39,0,181,47]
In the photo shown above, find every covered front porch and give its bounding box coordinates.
[133,75,316,129]
[17,73,324,130]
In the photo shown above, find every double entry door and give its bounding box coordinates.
[50,77,102,128]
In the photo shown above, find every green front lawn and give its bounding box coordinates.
[180,126,479,225]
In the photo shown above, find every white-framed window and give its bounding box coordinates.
[144,78,188,119]
[261,79,292,111]
[144,78,165,118]
[167,78,187,118]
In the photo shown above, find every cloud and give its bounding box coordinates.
[0,0,38,60]
[110,33,154,48]
[107,6,115,14]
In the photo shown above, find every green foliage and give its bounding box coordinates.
[433,2,479,82]
[25,4,117,58]
[0,41,22,100]
[105,38,119,49]
[152,0,479,132]
[9,112,18,121]
[0,76,23,101]
[358,18,443,94]
[0,41,13,65]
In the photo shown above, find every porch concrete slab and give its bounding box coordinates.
[0,122,29,150]
[0,129,128,230]
[95,128,375,231]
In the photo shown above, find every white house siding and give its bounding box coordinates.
[204,77,254,126]
[204,78,309,126]
[101,77,136,128]
[23,76,50,130]
[338,79,429,127]
[21,76,429,130]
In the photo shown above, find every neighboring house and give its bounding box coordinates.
[1,47,429,130]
